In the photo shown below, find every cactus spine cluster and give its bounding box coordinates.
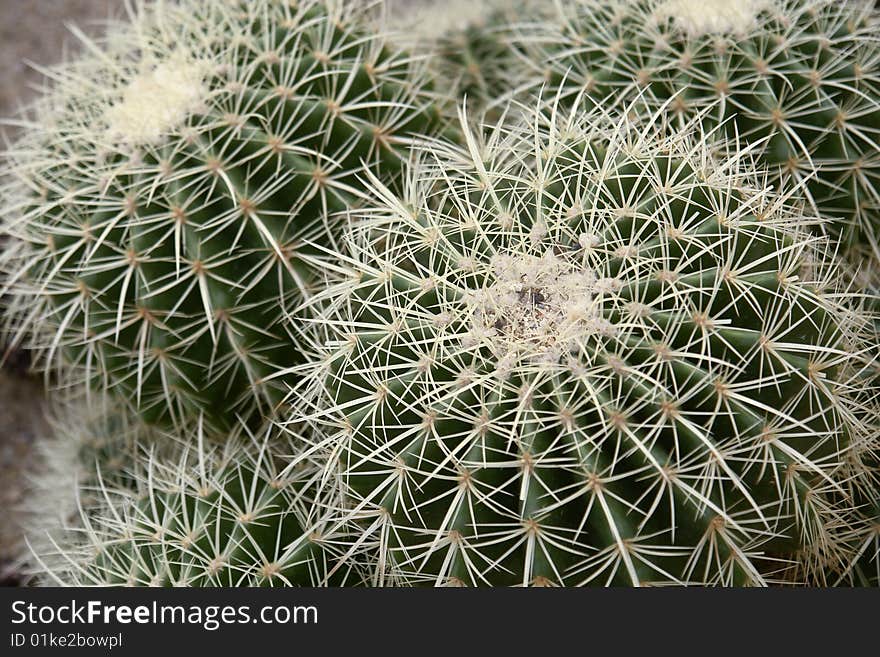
[2,0,878,588]
[0,0,443,433]
[291,102,874,586]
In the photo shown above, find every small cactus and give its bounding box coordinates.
[26,408,361,587]
[506,0,880,257]
[0,0,444,434]
[21,396,150,582]
[291,99,876,586]
[389,0,544,116]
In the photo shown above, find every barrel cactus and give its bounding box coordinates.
[506,0,880,257]
[0,0,444,434]
[290,99,875,586]
[389,0,543,116]
[27,412,361,587]
[21,396,149,581]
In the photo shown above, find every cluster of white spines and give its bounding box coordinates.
[464,251,620,361]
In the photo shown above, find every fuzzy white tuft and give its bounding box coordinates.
[467,251,619,360]
[106,56,208,144]
[653,0,772,36]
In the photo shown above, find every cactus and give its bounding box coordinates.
[290,99,876,586]
[0,0,444,434]
[504,0,880,258]
[388,0,544,116]
[26,408,362,587]
[21,397,154,582]
[846,500,880,586]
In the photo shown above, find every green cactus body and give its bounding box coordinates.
[296,103,872,586]
[1,0,443,433]
[509,0,880,254]
[27,410,359,587]
[433,17,514,112]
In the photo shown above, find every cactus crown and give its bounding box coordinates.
[105,55,210,146]
[290,97,874,586]
[0,0,443,434]
[653,0,772,36]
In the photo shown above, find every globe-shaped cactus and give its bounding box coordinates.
[0,0,444,434]
[389,0,545,115]
[291,101,874,586]
[26,411,361,587]
[504,0,880,257]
